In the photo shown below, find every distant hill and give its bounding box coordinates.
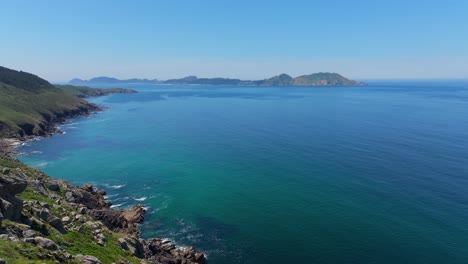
[161,72,365,86]
[0,66,136,138]
[291,72,359,86]
[253,73,294,86]
[71,72,365,86]
[164,76,244,85]
[70,76,159,85]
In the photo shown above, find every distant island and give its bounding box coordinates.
[70,76,159,85]
[70,72,367,87]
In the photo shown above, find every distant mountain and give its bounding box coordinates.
[291,72,358,86]
[159,72,366,86]
[70,76,159,85]
[70,72,366,87]
[253,73,294,86]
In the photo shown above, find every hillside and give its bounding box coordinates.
[0,66,135,138]
[56,85,137,98]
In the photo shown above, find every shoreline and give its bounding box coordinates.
[0,97,207,263]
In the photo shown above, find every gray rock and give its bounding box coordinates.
[48,215,66,233]
[75,254,102,264]
[0,196,23,222]
[62,216,71,223]
[34,236,61,251]
[22,229,36,238]
[0,258,5,264]
[46,182,60,191]
[65,191,74,200]
[79,207,87,214]
[39,208,50,221]
[23,237,35,243]
[97,239,105,246]
[0,234,8,240]
[30,180,45,193]
[118,237,129,250]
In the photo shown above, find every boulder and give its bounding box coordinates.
[34,236,61,251]
[0,175,27,221]
[48,215,66,233]
[22,229,36,238]
[39,208,50,221]
[62,216,70,223]
[118,237,129,250]
[75,254,102,264]
[46,181,60,191]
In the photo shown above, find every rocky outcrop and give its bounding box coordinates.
[65,184,110,210]
[0,171,27,221]
[88,205,145,235]
[0,154,206,263]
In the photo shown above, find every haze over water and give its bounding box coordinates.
[18,82,468,263]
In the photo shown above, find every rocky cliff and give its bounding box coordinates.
[0,153,206,264]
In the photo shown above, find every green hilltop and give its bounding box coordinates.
[0,66,136,138]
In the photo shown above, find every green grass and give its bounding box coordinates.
[0,65,135,138]
[18,186,55,205]
[56,84,135,98]
[51,227,140,264]
[0,239,59,264]
[0,82,91,137]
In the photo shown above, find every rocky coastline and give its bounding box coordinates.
[0,90,206,263]
[0,153,206,263]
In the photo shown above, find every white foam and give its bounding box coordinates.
[135,197,147,201]
[110,203,125,208]
[107,184,126,189]
[35,162,49,168]
[103,193,119,199]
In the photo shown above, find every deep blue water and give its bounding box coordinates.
[18,81,468,263]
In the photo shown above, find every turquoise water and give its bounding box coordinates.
[18,82,468,263]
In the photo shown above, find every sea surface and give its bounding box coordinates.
[18,81,468,263]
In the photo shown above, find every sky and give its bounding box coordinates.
[1,0,468,82]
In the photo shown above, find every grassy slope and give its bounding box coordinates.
[56,84,136,98]
[0,66,135,138]
[0,82,91,137]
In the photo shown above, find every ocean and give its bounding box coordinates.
[18,81,468,263]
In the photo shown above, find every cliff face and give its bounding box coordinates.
[0,154,206,264]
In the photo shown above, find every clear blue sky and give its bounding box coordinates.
[1,0,468,81]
